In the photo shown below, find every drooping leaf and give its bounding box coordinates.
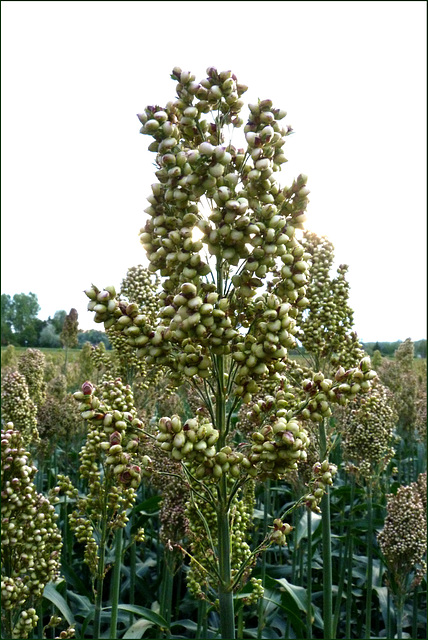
[43,583,75,626]
[122,618,155,639]
[104,604,168,629]
[295,510,322,545]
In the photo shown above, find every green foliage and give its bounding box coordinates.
[39,323,62,348]
[1,292,41,346]
[77,329,111,348]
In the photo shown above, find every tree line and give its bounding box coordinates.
[1,292,110,349]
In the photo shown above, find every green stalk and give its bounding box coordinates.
[129,514,136,627]
[160,547,174,638]
[306,508,312,640]
[365,483,373,639]
[196,599,207,640]
[396,592,403,640]
[319,419,333,640]
[332,520,351,637]
[109,527,123,640]
[345,477,355,640]
[237,605,244,640]
[215,258,235,639]
[412,585,418,640]
[257,480,270,640]
[93,509,108,639]
[217,475,235,640]
[386,586,392,640]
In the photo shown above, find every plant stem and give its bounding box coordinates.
[257,480,270,640]
[412,585,418,640]
[217,475,235,640]
[306,508,312,640]
[196,599,207,640]
[365,482,373,639]
[215,257,235,639]
[93,511,108,639]
[160,547,174,639]
[345,477,355,640]
[109,527,123,640]
[396,592,403,640]
[386,585,391,640]
[129,515,136,627]
[319,418,333,640]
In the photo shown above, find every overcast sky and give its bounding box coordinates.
[1,0,426,342]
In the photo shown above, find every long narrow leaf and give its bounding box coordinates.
[43,583,75,626]
[104,604,168,628]
[122,618,155,639]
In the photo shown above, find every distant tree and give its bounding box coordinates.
[373,341,382,354]
[414,340,427,359]
[77,330,111,349]
[1,292,41,346]
[39,323,62,348]
[1,294,15,345]
[50,310,67,334]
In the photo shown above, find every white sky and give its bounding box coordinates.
[1,0,426,342]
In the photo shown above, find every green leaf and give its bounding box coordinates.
[60,559,93,599]
[295,510,322,545]
[104,604,168,629]
[43,583,75,626]
[274,578,308,612]
[130,495,162,516]
[273,577,324,629]
[373,585,395,628]
[122,618,155,639]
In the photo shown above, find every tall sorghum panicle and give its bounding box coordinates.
[378,338,421,435]
[120,265,161,319]
[17,348,47,407]
[83,67,378,638]
[60,308,79,349]
[70,378,152,576]
[295,231,364,373]
[1,371,39,444]
[1,425,62,639]
[337,381,397,481]
[78,342,95,382]
[36,393,84,461]
[378,476,427,594]
[1,345,18,369]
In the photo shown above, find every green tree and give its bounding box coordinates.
[77,329,111,349]
[50,310,67,334]
[373,341,382,354]
[1,292,41,346]
[1,294,15,345]
[39,323,62,348]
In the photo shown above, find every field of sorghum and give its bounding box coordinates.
[1,66,426,640]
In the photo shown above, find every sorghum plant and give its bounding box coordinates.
[378,475,427,639]
[36,392,83,463]
[1,345,18,370]
[338,381,397,482]
[1,425,63,639]
[295,231,365,373]
[378,339,419,433]
[1,370,39,445]
[70,377,150,638]
[83,66,377,638]
[17,348,47,407]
